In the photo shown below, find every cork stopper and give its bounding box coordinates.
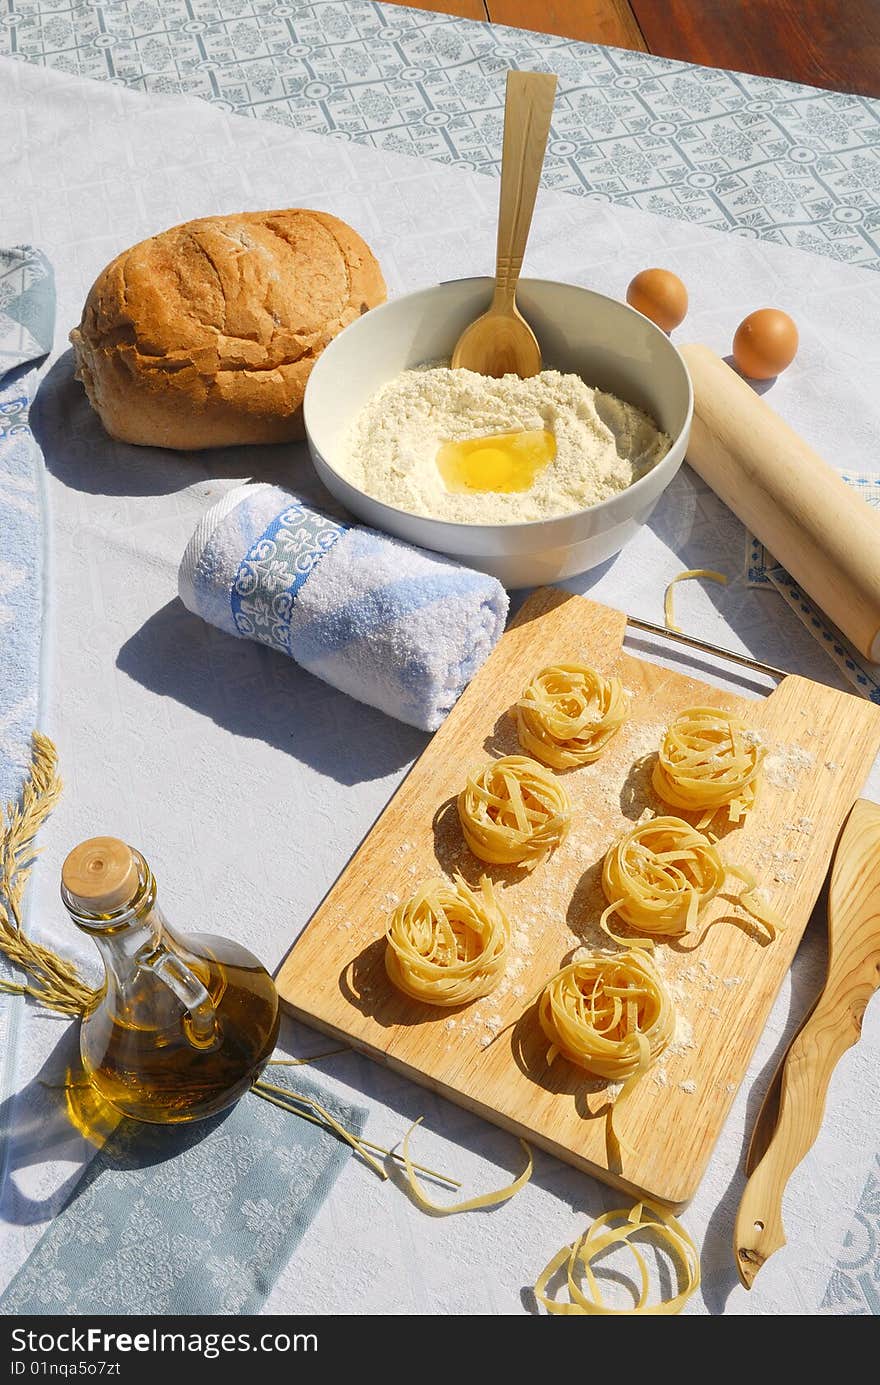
[61,837,141,913]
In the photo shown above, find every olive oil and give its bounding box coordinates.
[61,837,280,1124]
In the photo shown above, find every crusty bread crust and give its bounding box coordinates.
[70,208,386,450]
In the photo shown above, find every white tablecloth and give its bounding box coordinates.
[2,57,880,1315]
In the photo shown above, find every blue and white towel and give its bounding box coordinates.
[178,484,509,732]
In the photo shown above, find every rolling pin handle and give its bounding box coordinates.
[679,343,880,662]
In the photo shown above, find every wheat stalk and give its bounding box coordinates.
[0,733,96,1015]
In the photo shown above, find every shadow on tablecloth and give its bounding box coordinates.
[31,350,330,503]
[116,597,427,785]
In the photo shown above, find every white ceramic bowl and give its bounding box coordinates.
[303,276,692,588]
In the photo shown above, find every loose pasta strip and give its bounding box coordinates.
[724,863,785,942]
[652,705,764,830]
[535,1201,701,1315]
[536,950,674,1164]
[515,662,630,769]
[664,568,727,633]
[402,1117,533,1215]
[601,816,783,946]
[385,874,510,1007]
[457,754,571,869]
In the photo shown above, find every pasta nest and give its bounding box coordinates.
[515,663,630,769]
[537,949,674,1080]
[601,815,726,943]
[536,949,675,1167]
[652,705,764,829]
[385,874,511,1006]
[457,754,571,868]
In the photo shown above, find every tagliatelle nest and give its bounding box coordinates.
[600,815,727,945]
[457,754,571,869]
[600,815,783,947]
[515,662,630,769]
[652,705,765,830]
[536,949,675,1165]
[384,873,510,1006]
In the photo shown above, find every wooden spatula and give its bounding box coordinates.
[450,70,557,379]
[734,797,880,1288]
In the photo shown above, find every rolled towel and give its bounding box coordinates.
[178,484,509,732]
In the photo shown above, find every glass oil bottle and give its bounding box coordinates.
[60,836,280,1124]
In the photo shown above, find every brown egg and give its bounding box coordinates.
[732,308,798,380]
[626,268,688,333]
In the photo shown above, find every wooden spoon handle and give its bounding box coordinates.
[493,71,557,307]
[734,798,880,1288]
[744,991,820,1176]
[735,998,863,1286]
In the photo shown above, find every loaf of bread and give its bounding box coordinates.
[70,209,386,450]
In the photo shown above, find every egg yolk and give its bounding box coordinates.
[436,430,556,494]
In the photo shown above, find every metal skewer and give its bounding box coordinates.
[624,615,789,682]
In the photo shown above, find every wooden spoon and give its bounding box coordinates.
[450,70,557,378]
[734,797,880,1289]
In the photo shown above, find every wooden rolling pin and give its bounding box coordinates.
[679,344,880,662]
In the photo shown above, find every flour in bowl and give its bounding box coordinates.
[338,365,672,524]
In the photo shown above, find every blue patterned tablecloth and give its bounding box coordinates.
[2,4,880,1320]
[2,0,879,270]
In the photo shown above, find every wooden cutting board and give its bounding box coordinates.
[276,589,880,1207]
